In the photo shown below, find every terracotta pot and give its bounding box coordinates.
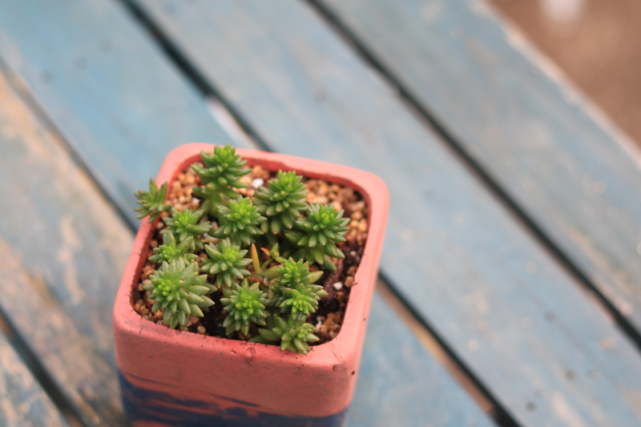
[113,143,389,426]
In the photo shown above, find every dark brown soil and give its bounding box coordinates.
[133,162,368,346]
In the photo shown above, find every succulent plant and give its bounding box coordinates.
[220,280,268,335]
[278,284,325,321]
[135,178,170,222]
[134,151,360,356]
[285,204,349,269]
[192,145,251,213]
[253,171,308,234]
[200,239,252,289]
[148,231,197,264]
[252,315,319,355]
[272,258,312,289]
[144,259,214,329]
[213,197,266,246]
[268,258,324,306]
[163,208,212,249]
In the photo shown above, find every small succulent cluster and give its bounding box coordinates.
[192,145,251,214]
[214,197,266,245]
[134,145,350,355]
[144,259,214,329]
[286,204,350,270]
[254,171,308,234]
[163,209,212,250]
[221,280,268,335]
[201,239,251,289]
[148,231,197,264]
[135,178,170,222]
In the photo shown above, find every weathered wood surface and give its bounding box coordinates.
[0,69,128,426]
[352,292,493,427]
[127,1,641,425]
[0,5,496,426]
[316,0,641,331]
[0,331,69,427]
[0,0,235,226]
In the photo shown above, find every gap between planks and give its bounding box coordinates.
[0,304,84,427]
[375,278,495,415]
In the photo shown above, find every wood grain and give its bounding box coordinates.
[316,0,641,332]
[0,0,236,226]
[127,1,641,425]
[0,331,69,427]
[0,67,128,426]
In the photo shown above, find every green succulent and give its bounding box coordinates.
[268,258,324,306]
[279,284,326,321]
[192,145,251,213]
[200,239,251,289]
[144,259,214,329]
[148,231,197,264]
[213,197,266,246]
[163,208,212,250]
[135,178,170,223]
[252,315,319,355]
[272,258,311,289]
[220,280,268,336]
[285,204,350,270]
[253,171,308,234]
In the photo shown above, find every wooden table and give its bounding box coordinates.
[1,1,641,426]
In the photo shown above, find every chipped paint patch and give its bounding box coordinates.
[552,392,588,427]
[58,245,84,306]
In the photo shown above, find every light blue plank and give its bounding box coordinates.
[316,0,641,332]
[0,331,70,427]
[128,1,641,425]
[0,0,237,226]
[0,70,127,425]
[350,293,493,427]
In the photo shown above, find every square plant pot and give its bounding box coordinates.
[113,143,389,426]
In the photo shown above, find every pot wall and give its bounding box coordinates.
[113,144,389,426]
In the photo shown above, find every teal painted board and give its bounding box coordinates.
[0,23,495,427]
[0,241,126,426]
[129,1,641,425]
[0,71,131,369]
[350,293,493,427]
[0,332,70,427]
[317,0,641,331]
[0,0,237,226]
[0,68,127,425]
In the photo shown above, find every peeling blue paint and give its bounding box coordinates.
[119,372,348,427]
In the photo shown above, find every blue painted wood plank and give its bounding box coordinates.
[316,0,641,332]
[0,0,238,226]
[350,293,493,427]
[0,10,493,426]
[0,65,127,426]
[0,331,69,427]
[127,1,641,425]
